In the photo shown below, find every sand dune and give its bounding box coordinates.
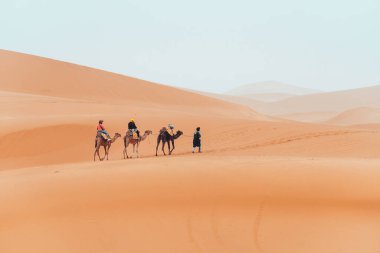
[1,156,380,253]
[256,85,380,117]
[197,84,380,124]
[326,107,380,125]
[242,92,297,102]
[1,50,380,253]
[226,81,320,102]
[0,50,268,131]
[277,111,339,123]
[0,49,249,108]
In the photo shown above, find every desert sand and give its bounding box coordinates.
[1,50,380,253]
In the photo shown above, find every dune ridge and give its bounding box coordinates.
[0,49,251,109]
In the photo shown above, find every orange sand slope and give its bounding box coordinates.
[2,156,380,253]
[1,50,380,253]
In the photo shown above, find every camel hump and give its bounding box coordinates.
[158,127,166,135]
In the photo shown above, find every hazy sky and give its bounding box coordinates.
[1,0,379,93]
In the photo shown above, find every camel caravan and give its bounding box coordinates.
[94,120,185,161]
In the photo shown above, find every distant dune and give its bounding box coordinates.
[242,92,297,102]
[226,81,321,102]
[277,111,339,123]
[184,88,266,111]
[326,107,380,125]
[256,85,380,116]
[216,84,380,124]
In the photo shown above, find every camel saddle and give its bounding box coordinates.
[128,130,139,140]
[97,132,109,141]
[159,127,173,137]
[167,129,174,136]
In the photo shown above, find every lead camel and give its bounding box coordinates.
[155,128,183,156]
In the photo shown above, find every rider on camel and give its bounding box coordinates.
[128,119,140,138]
[97,120,111,141]
[167,123,175,136]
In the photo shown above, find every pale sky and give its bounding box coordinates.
[1,0,379,93]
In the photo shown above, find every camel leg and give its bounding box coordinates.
[123,137,129,159]
[156,137,161,156]
[94,146,99,161]
[97,142,102,161]
[167,141,171,155]
[133,144,135,157]
[101,146,106,161]
[162,140,166,156]
[125,143,129,159]
[136,142,140,158]
[106,144,111,160]
[169,139,175,155]
[95,146,102,161]
[123,139,126,159]
[94,143,97,162]
[94,139,101,161]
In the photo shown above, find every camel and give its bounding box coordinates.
[94,132,121,161]
[156,128,183,156]
[123,130,153,159]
